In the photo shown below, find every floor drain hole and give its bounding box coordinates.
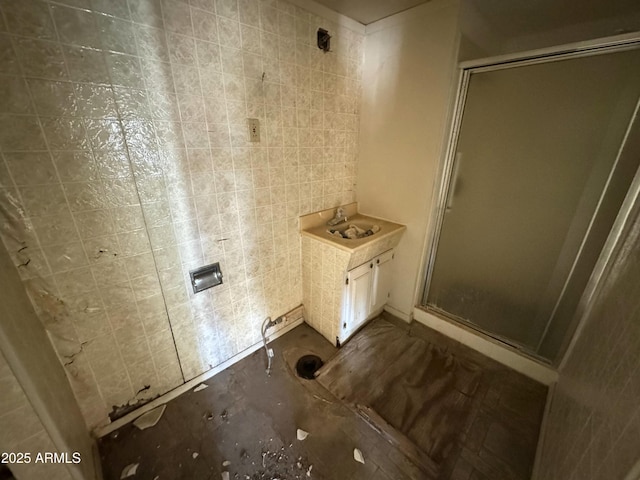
[295,355,323,380]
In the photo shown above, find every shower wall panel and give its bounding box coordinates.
[536,208,640,480]
[0,0,363,430]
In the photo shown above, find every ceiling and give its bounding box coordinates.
[312,0,640,37]
[311,0,431,25]
[468,0,640,39]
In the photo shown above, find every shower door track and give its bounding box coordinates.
[419,305,553,365]
[419,32,640,365]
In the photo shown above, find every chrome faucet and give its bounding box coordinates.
[327,207,347,226]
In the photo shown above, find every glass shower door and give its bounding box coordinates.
[425,46,640,361]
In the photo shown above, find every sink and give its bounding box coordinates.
[327,221,379,239]
[300,203,406,253]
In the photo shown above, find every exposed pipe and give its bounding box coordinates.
[261,316,283,376]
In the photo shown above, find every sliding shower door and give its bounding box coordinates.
[424,43,640,362]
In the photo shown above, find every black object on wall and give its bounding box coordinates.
[317,28,331,52]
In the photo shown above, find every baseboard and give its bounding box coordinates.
[95,317,304,438]
[531,382,556,479]
[383,305,411,322]
[413,307,558,385]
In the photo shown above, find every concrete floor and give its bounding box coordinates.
[98,319,546,479]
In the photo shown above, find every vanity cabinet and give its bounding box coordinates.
[371,249,394,312]
[300,203,406,347]
[342,249,394,342]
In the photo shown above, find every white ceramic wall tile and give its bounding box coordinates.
[0,0,363,430]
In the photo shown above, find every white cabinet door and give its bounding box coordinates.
[343,261,373,339]
[371,249,394,312]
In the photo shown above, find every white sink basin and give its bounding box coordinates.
[300,206,405,253]
[327,220,379,239]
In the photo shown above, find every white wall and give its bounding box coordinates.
[356,0,461,319]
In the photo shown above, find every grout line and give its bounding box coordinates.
[132,0,188,386]
[176,0,232,375]
[78,87,152,409]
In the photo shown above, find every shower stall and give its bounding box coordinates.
[422,35,640,364]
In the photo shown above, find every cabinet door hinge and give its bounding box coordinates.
[345,277,349,285]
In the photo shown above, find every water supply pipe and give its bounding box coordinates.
[261,316,283,376]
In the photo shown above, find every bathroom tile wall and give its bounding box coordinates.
[301,235,350,343]
[537,211,640,480]
[0,0,362,430]
[0,350,73,480]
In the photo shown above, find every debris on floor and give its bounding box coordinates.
[98,319,547,480]
[353,448,365,464]
[132,405,166,431]
[252,447,314,479]
[296,428,309,441]
[193,383,208,392]
[120,463,139,478]
[192,452,199,459]
[221,471,229,480]
[312,394,332,404]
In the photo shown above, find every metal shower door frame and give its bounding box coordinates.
[419,32,640,363]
